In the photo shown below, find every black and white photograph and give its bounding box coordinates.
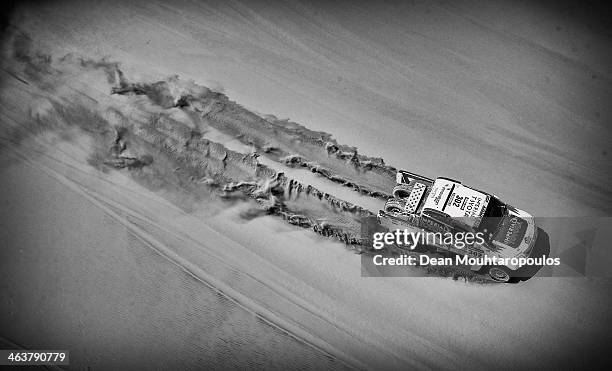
[1,0,611,369]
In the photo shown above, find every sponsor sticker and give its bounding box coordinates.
[444,185,488,218]
[495,216,527,249]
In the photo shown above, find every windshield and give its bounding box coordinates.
[477,196,506,239]
[483,196,506,217]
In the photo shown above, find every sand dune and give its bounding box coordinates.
[1,0,612,369]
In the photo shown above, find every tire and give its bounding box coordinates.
[392,183,412,199]
[384,198,406,213]
[485,266,517,283]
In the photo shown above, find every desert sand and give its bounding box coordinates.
[1,0,611,369]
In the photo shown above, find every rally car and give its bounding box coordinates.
[377,170,539,282]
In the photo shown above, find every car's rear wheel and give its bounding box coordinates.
[392,183,412,199]
[384,198,406,213]
[486,266,513,283]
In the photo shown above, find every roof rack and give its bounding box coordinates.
[397,170,434,184]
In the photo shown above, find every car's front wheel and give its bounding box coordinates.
[486,266,514,283]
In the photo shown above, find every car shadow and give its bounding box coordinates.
[512,227,551,282]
